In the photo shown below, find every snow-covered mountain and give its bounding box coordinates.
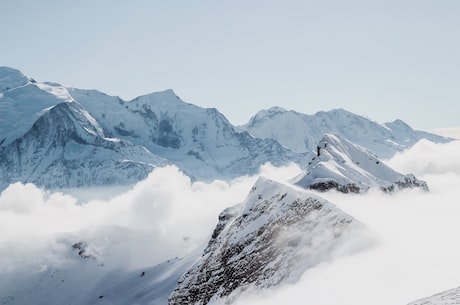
[293,134,428,193]
[241,107,450,158]
[0,100,167,189]
[168,178,369,304]
[0,241,198,305]
[0,67,303,189]
[408,286,460,305]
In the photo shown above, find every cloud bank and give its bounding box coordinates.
[0,163,302,274]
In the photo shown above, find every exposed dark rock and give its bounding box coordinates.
[168,178,367,304]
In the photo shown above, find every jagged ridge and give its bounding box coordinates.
[168,178,367,304]
[293,133,428,193]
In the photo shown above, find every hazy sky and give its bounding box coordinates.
[2,0,459,129]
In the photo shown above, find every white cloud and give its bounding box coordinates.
[0,163,302,274]
[387,139,460,178]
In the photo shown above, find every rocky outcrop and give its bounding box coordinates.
[168,178,368,304]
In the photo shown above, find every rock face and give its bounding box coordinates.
[408,287,460,305]
[0,66,304,189]
[241,107,451,158]
[168,178,367,305]
[293,133,429,193]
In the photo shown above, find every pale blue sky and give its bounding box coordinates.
[2,0,459,129]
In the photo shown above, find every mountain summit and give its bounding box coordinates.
[293,133,428,193]
[168,178,368,304]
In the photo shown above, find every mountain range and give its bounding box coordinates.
[0,66,455,305]
[0,66,450,190]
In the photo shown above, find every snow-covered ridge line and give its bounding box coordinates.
[293,133,428,193]
[241,106,451,158]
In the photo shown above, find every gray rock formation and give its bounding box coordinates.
[168,177,368,304]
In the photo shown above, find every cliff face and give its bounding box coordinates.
[168,178,368,304]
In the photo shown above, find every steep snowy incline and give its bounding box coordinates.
[241,107,450,158]
[0,245,198,305]
[168,177,369,305]
[293,134,428,193]
[0,101,167,189]
[408,287,460,305]
[0,67,73,147]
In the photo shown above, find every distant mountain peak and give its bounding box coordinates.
[133,89,181,104]
[293,133,428,193]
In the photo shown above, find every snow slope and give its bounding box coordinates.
[293,134,428,193]
[0,100,167,190]
[408,287,460,305]
[0,243,198,305]
[168,178,369,304]
[241,107,450,158]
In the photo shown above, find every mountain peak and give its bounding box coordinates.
[169,178,367,304]
[293,133,428,193]
[134,89,180,103]
[246,106,288,125]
